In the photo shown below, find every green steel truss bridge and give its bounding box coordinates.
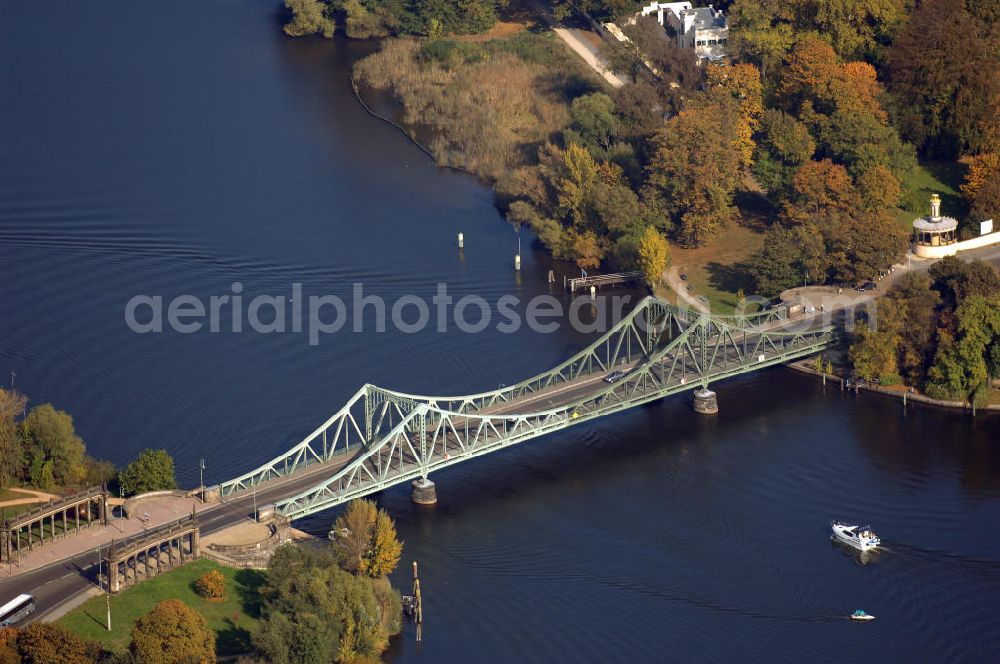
[217,297,835,519]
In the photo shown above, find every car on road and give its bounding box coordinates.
[603,370,627,383]
[855,282,877,292]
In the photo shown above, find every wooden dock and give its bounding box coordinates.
[565,271,642,292]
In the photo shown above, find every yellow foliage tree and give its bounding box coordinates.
[637,227,670,288]
[706,62,764,167]
[332,499,403,578]
[367,509,403,578]
[130,599,215,664]
[194,569,226,602]
[555,143,600,225]
[961,152,1000,203]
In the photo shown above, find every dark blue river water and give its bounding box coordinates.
[2,1,999,661]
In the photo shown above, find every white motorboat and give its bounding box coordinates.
[850,609,875,622]
[831,522,880,551]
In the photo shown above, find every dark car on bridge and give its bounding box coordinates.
[603,370,628,383]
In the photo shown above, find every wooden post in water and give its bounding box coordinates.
[413,561,422,643]
[457,232,464,249]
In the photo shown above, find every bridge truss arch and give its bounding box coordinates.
[216,297,834,519]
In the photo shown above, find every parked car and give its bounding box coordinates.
[603,370,627,384]
[855,282,877,292]
[680,272,688,281]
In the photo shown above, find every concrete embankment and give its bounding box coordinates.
[787,360,1000,412]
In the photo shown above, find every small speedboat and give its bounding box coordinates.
[851,609,875,622]
[832,521,880,551]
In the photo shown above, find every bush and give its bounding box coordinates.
[194,570,226,601]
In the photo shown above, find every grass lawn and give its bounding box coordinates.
[896,161,967,231]
[668,217,766,314]
[58,559,265,656]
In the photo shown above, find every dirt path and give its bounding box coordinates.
[664,266,710,314]
[0,488,59,508]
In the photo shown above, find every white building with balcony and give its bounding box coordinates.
[639,2,728,62]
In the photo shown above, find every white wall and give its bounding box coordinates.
[912,231,1000,258]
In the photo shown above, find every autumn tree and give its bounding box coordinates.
[636,227,670,288]
[728,0,906,69]
[330,499,403,578]
[0,627,16,664]
[509,143,655,270]
[779,37,915,181]
[962,152,1000,221]
[283,0,336,38]
[254,545,401,664]
[705,63,764,168]
[887,0,1000,157]
[14,623,100,664]
[644,105,742,247]
[780,159,855,227]
[130,599,215,664]
[194,569,226,601]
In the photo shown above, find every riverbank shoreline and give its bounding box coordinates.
[786,360,1000,413]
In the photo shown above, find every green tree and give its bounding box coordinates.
[15,623,100,664]
[565,93,621,153]
[926,294,1000,404]
[850,328,900,384]
[19,404,87,488]
[928,257,1000,311]
[336,0,397,38]
[254,545,401,664]
[0,389,26,490]
[636,227,670,288]
[752,109,815,195]
[283,0,336,38]
[118,449,176,496]
[887,0,999,157]
[130,599,215,664]
[749,224,826,295]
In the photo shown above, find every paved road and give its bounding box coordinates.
[552,26,626,88]
[0,456,350,625]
